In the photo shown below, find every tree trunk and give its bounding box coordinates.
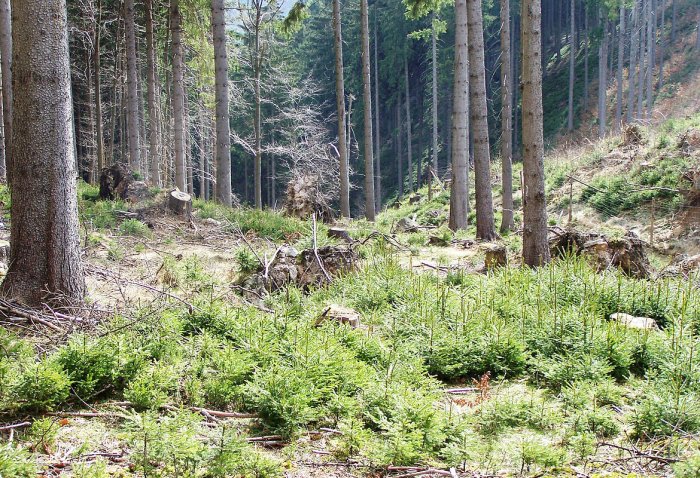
[637,0,646,120]
[449,0,469,231]
[171,0,186,191]
[253,7,263,209]
[332,0,350,217]
[567,0,575,132]
[697,16,700,49]
[397,97,403,199]
[373,3,381,212]
[212,0,231,205]
[93,0,105,182]
[671,0,676,42]
[583,5,589,111]
[3,0,85,305]
[360,0,375,220]
[627,1,638,123]
[501,0,514,233]
[145,0,160,186]
[598,10,608,138]
[467,0,496,240]
[124,0,141,172]
[431,12,439,177]
[658,1,665,91]
[404,57,413,193]
[645,0,654,119]
[615,6,625,132]
[521,0,551,267]
[0,0,11,183]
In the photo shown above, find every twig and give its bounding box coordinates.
[0,421,31,432]
[312,213,332,282]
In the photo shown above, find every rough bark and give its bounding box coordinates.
[637,0,645,120]
[146,0,160,186]
[615,6,625,132]
[567,0,575,132]
[598,11,608,138]
[521,0,551,267]
[171,0,186,191]
[697,16,700,49]
[658,1,665,91]
[397,97,404,199]
[645,0,654,119]
[583,5,589,111]
[212,0,231,205]
[467,0,496,240]
[449,0,469,232]
[93,0,105,182]
[671,0,676,42]
[627,1,638,124]
[253,5,262,209]
[124,0,141,172]
[373,4,381,212]
[332,0,350,217]
[404,57,413,193]
[360,0,375,221]
[0,0,11,182]
[3,0,85,305]
[500,0,514,233]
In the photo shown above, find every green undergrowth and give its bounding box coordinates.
[2,250,700,475]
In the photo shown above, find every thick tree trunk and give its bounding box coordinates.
[332,0,350,217]
[467,0,496,240]
[598,11,608,138]
[146,0,160,186]
[124,0,141,172]
[3,0,85,305]
[521,0,551,267]
[449,0,469,232]
[373,4,381,212]
[404,57,413,193]
[637,0,646,120]
[212,0,232,205]
[627,1,638,123]
[615,6,625,132]
[567,0,575,132]
[360,0,375,221]
[171,0,186,191]
[0,0,11,182]
[501,0,514,233]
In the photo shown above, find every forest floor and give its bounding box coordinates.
[2,81,700,478]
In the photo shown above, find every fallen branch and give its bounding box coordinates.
[599,442,680,464]
[0,421,31,432]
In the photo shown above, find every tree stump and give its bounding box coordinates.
[328,227,353,243]
[167,189,192,216]
[483,243,507,269]
[315,305,361,328]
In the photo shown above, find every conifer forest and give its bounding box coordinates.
[1,0,700,476]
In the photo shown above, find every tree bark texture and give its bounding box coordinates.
[467,0,496,240]
[145,0,160,186]
[500,0,514,233]
[332,0,350,217]
[3,0,86,305]
[212,0,232,206]
[0,0,11,182]
[360,0,375,221]
[449,0,469,232]
[521,0,551,267]
[124,0,141,172]
[171,0,186,191]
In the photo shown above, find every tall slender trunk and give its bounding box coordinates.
[171,0,186,191]
[467,0,495,240]
[360,0,375,220]
[645,0,654,119]
[397,97,403,199]
[253,8,263,209]
[4,0,85,305]
[658,1,665,91]
[212,0,232,205]
[373,3,381,212]
[513,11,519,157]
[598,10,608,138]
[332,0,350,217]
[124,0,141,172]
[94,0,105,180]
[671,0,677,42]
[449,0,469,231]
[637,0,646,120]
[615,6,625,132]
[627,1,638,123]
[404,57,413,193]
[583,5,589,111]
[0,0,11,183]
[697,16,700,49]
[521,0,550,266]
[567,0,575,132]
[431,12,439,177]
[146,0,160,186]
[501,0,514,233]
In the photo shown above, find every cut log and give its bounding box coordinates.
[167,189,192,216]
[328,227,353,243]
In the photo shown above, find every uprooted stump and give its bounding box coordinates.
[315,305,361,328]
[550,229,652,278]
[622,124,644,146]
[167,189,192,216]
[99,164,153,203]
[284,175,333,221]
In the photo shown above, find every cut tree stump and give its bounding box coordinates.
[327,227,353,243]
[483,243,507,269]
[167,189,192,216]
[315,305,361,328]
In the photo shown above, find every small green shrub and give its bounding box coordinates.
[236,248,260,274]
[674,453,700,478]
[25,418,59,454]
[12,361,71,412]
[0,442,36,478]
[119,218,150,237]
[631,391,700,440]
[124,362,179,410]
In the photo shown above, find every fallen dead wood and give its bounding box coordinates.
[0,421,31,432]
[599,442,679,464]
[0,298,81,332]
[388,465,455,477]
